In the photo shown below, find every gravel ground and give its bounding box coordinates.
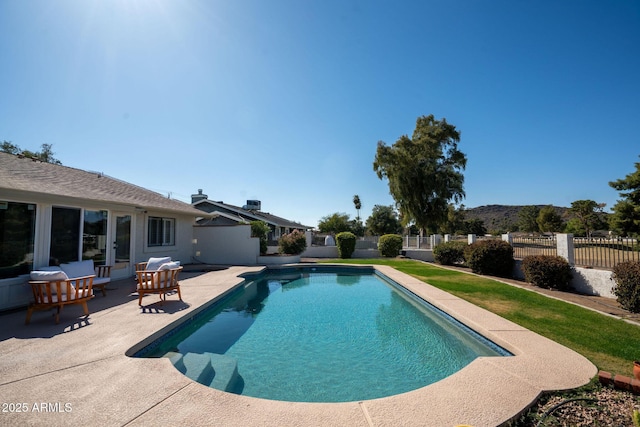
[513,384,640,426]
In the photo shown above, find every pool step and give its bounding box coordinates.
[165,352,239,392]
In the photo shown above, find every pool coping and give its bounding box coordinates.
[0,264,597,426]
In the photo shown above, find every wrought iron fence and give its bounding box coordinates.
[573,237,640,269]
[511,236,558,259]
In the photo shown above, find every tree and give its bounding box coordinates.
[609,157,640,237]
[1,141,62,164]
[518,206,540,233]
[365,205,402,236]
[461,218,487,235]
[440,204,465,235]
[608,200,638,237]
[318,212,352,235]
[568,200,606,238]
[0,141,20,155]
[352,195,362,221]
[351,195,364,236]
[373,115,467,234]
[250,221,271,255]
[537,205,564,233]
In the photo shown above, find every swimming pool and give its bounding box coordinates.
[135,266,510,403]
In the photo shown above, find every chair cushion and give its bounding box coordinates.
[30,276,75,297]
[60,260,95,279]
[145,257,172,271]
[38,266,63,272]
[159,261,180,270]
[137,280,172,290]
[30,270,69,281]
[93,277,111,286]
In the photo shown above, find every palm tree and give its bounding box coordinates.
[353,195,362,221]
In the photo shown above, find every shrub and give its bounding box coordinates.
[463,239,514,277]
[278,230,307,255]
[336,231,356,259]
[522,255,572,290]
[378,234,403,257]
[612,260,640,313]
[250,221,271,255]
[433,241,467,265]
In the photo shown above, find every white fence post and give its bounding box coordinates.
[468,234,476,245]
[556,233,575,266]
[444,234,451,243]
[502,233,513,245]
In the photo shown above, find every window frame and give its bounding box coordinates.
[147,216,176,247]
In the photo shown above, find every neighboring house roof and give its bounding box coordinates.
[194,199,313,230]
[0,152,205,216]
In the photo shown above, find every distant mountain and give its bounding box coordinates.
[464,204,570,233]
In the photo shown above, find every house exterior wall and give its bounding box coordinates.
[0,190,197,311]
[193,224,259,266]
[134,210,196,266]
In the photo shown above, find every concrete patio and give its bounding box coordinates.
[0,264,596,426]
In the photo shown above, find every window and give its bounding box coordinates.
[0,201,36,279]
[50,208,109,266]
[148,217,175,246]
[50,207,81,264]
[83,210,108,264]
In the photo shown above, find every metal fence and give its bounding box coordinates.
[511,236,558,259]
[572,237,640,269]
[311,232,640,270]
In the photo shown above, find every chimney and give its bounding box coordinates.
[191,189,208,204]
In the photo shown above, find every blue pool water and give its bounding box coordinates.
[137,266,509,402]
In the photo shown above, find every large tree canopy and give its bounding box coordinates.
[373,115,467,233]
[609,157,640,237]
[317,212,352,235]
[365,205,402,236]
[569,200,606,238]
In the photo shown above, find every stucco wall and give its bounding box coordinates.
[571,267,616,298]
[193,224,259,265]
[513,260,615,298]
[135,211,196,266]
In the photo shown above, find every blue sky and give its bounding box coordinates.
[1,0,639,228]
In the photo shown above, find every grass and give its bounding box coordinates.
[319,258,640,376]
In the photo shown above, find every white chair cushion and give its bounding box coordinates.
[38,266,63,272]
[137,280,172,290]
[159,261,180,270]
[74,289,94,298]
[30,277,75,297]
[93,277,111,285]
[30,270,69,281]
[60,260,96,279]
[145,257,172,271]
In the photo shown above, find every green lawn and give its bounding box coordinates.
[319,258,640,376]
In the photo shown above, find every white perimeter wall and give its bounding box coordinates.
[513,260,615,298]
[193,225,259,265]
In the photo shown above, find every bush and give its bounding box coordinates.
[464,239,514,277]
[250,221,271,255]
[522,255,572,290]
[433,241,467,265]
[612,260,640,313]
[278,230,307,255]
[336,231,356,259]
[378,234,403,257]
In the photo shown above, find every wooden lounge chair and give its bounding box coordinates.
[135,261,183,307]
[26,271,94,324]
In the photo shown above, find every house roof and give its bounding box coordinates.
[194,199,313,229]
[0,152,205,216]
